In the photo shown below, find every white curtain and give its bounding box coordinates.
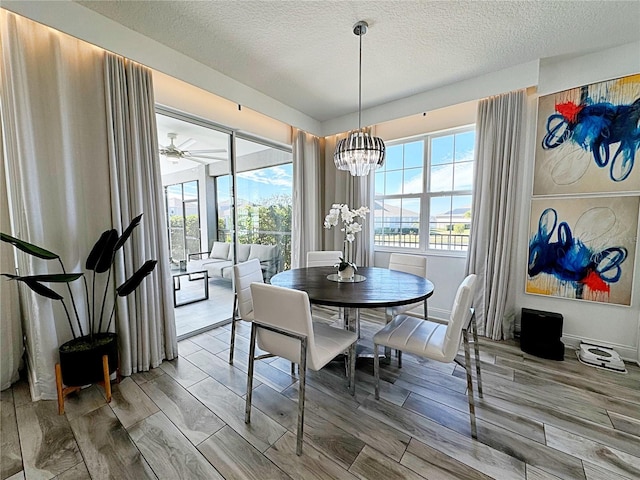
[0,123,23,391]
[291,128,323,268]
[1,10,112,399]
[323,132,375,267]
[104,54,177,375]
[0,11,176,399]
[466,90,525,340]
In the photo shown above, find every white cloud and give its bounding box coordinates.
[240,165,292,187]
[430,161,473,191]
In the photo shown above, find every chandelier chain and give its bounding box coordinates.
[358,29,362,130]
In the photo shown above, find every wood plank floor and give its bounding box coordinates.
[2,306,639,480]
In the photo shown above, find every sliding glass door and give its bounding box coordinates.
[157,108,292,338]
[234,136,292,272]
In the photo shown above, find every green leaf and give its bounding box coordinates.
[21,278,63,300]
[114,213,143,251]
[86,229,118,273]
[116,259,157,297]
[95,230,118,273]
[0,233,59,260]
[9,273,83,283]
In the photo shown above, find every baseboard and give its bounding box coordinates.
[177,318,231,342]
[561,333,638,364]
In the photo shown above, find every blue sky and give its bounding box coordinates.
[217,164,293,204]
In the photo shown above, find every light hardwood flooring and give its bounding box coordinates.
[2,306,640,480]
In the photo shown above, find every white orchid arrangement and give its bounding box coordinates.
[324,204,370,271]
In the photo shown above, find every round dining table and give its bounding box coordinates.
[270,265,434,310]
[270,265,435,353]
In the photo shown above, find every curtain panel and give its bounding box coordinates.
[104,54,177,376]
[0,124,23,390]
[291,128,323,268]
[1,10,112,399]
[323,131,375,267]
[1,11,176,398]
[466,90,525,340]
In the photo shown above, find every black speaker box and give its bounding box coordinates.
[520,308,564,360]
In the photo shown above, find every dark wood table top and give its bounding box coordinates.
[270,266,434,309]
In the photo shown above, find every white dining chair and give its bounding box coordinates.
[246,282,357,455]
[386,253,429,322]
[373,274,481,438]
[306,250,342,267]
[306,250,344,321]
[229,259,263,365]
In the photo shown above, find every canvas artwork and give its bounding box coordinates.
[533,74,640,196]
[527,196,639,306]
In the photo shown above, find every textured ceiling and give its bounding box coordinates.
[77,1,640,123]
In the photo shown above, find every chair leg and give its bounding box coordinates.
[471,315,483,398]
[229,294,238,365]
[463,328,478,439]
[398,350,402,368]
[245,323,257,424]
[296,337,308,456]
[349,342,356,396]
[373,343,380,400]
[384,310,392,358]
[291,362,296,375]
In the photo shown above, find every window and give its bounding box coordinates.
[165,180,201,262]
[215,139,293,270]
[374,127,475,252]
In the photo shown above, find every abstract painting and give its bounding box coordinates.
[534,74,640,195]
[526,196,639,306]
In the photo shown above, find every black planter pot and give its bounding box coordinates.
[58,333,118,387]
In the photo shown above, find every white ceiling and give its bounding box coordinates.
[75,0,640,125]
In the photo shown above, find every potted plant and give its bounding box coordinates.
[335,256,357,281]
[1,213,157,388]
[324,204,369,280]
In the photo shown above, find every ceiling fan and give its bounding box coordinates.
[159,132,227,165]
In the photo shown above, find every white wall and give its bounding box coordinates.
[154,71,292,147]
[370,43,640,362]
[1,1,320,136]
[513,42,640,361]
[374,251,467,322]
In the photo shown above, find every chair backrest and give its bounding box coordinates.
[250,282,319,367]
[388,253,427,278]
[442,274,477,362]
[233,259,264,320]
[306,250,342,267]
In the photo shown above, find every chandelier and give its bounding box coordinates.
[334,21,386,177]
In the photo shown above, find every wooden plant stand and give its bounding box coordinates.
[55,354,118,415]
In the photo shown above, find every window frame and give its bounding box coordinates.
[374,124,475,257]
[164,180,201,262]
